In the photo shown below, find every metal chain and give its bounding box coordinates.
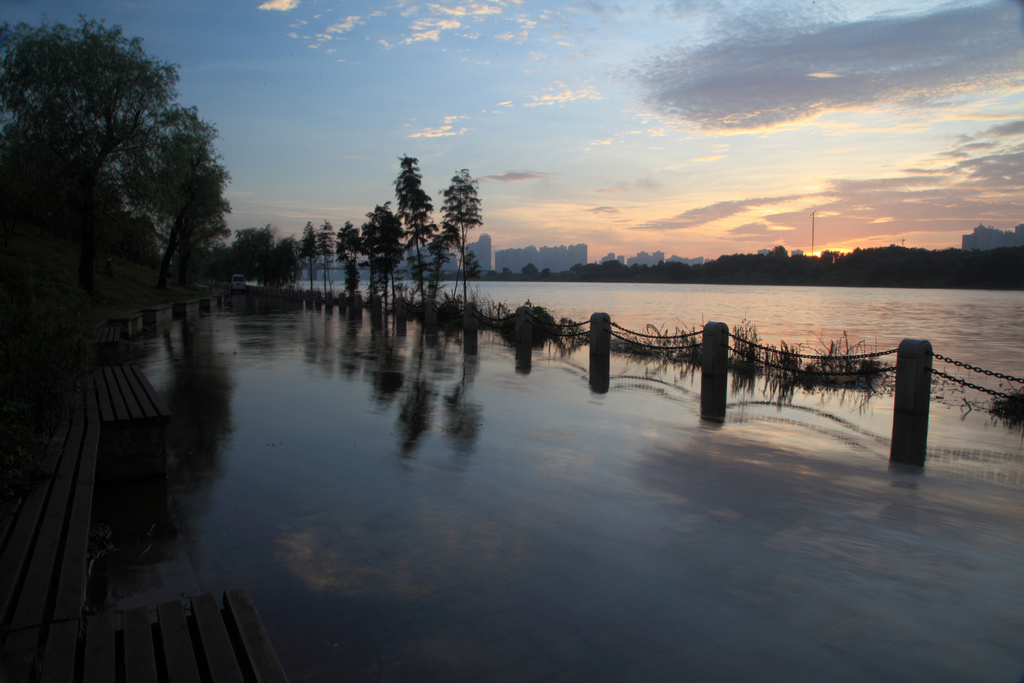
[473,310,516,324]
[931,368,1015,400]
[609,321,701,341]
[611,331,702,352]
[527,317,590,339]
[932,353,1024,384]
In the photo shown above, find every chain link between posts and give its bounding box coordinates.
[932,352,1024,385]
[931,368,1016,400]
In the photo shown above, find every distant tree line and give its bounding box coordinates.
[0,17,231,291]
[485,245,1024,290]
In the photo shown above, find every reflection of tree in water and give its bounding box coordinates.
[367,326,406,405]
[398,342,433,454]
[443,355,482,455]
[162,319,236,493]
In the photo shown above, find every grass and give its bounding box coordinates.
[4,230,210,328]
[0,228,212,501]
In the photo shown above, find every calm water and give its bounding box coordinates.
[87,284,1024,682]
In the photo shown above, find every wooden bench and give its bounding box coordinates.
[91,366,173,481]
[0,391,100,682]
[94,326,123,366]
[41,588,288,683]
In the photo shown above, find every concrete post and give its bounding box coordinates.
[700,321,729,422]
[464,301,479,333]
[424,299,438,327]
[396,296,407,321]
[890,338,932,466]
[589,312,611,394]
[352,292,363,319]
[515,306,533,344]
[371,295,383,327]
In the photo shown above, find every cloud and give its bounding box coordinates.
[639,196,799,231]
[587,206,620,214]
[484,171,552,182]
[726,222,775,237]
[523,81,602,107]
[406,125,469,137]
[637,3,1024,131]
[985,120,1024,138]
[259,0,300,10]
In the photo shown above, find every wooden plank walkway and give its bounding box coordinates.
[1,366,288,682]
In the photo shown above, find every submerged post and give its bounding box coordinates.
[395,296,407,321]
[589,312,611,394]
[890,338,932,466]
[352,292,363,319]
[424,299,438,328]
[515,306,533,345]
[700,321,729,422]
[464,301,479,333]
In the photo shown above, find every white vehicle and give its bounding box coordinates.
[230,274,247,293]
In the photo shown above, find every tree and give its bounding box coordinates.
[521,263,539,276]
[440,169,482,302]
[151,107,231,288]
[0,18,179,291]
[335,220,362,299]
[226,224,299,286]
[316,220,336,295]
[299,221,316,291]
[394,156,435,300]
[361,202,404,309]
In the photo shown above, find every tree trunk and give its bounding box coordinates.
[177,243,190,285]
[157,213,183,289]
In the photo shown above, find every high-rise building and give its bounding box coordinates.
[467,233,492,271]
[494,243,588,273]
[962,224,1024,250]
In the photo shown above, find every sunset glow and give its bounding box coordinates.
[7,0,1024,262]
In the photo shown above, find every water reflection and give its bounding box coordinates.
[91,295,1024,682]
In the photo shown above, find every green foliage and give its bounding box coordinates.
[152,107,231,288]
[361,202,404,306]
[0,17,179,292]
[335,220,362,298]
[0,261,86,500]
[394,156,435,299]
[206,224,299,286]
[441,169,482,302]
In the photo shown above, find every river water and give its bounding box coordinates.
[87,284,1023,682]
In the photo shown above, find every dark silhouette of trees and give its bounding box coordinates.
[0,18,179,291]
[440,169,482,303]
[316,221,336,295]
[152,107,231,288]
[299,221,316,291]
[205,225,299,286]
[394,156,436,300]
[335,220,362,300]
[361,202,404,308]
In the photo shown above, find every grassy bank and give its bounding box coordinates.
[0,229,210,501]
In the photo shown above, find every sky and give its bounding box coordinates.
[4,0,1024,261]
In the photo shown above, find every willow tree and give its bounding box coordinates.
[440,169,482,303]
[151,106,231,288]
[0,18,178,291]
[394,156,435,300]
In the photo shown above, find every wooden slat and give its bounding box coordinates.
[9,418,84,631]
[102,366,130,422]
[0,422,68,623]
[112,366,145,420]
[131,365,172,418]
[40,618,80,683]
[157,600,202,683]
[83,611,117,683]
[223,588,289,683]
[192,593,245,683]
[92,370,115,423]
[0,625,42,682]
[122,364,159,420]
[53,420,99,622]
[124,606,159,683]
